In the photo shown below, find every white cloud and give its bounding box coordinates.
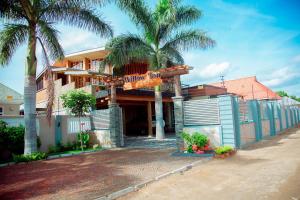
[199,62,231,78]
[262,67,298,87]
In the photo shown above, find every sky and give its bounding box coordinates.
[0,0,300,96]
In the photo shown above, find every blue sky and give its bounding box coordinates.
[0,0,300,96]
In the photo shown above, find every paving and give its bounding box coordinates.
[120,128,300,200]
[0,147,201,200]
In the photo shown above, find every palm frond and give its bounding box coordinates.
[43,2,113,38]
[0,0,27,22]
[163,30,216,51]
[37,20,64,61]
[115,0,155,37]
[0,23,28,66]
[103,34,153,68]
[160,45,184,65]
[174,5,202,26]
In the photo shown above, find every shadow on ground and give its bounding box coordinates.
[0,148,200,200]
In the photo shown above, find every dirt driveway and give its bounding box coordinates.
[0,148,201,200]
[120,128,300,200]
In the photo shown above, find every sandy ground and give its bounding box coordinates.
[120,128,300,200]
[0,148,201,200]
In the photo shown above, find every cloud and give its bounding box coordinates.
[262,66,300,88]
[199,62,231,78]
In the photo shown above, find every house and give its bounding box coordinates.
[209,76,281,100]
[36,47,189,137]
[0,83,23,116]
[183,84,227,100]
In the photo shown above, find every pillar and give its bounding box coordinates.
[109,103,121,147]
[110,84,117,104]
[147,101,153,137]
[174,75,182,97]
[218,95,240,148]
[172,96,184,151]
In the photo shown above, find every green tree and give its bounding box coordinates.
[0,0,112,154]
[105,0,215,139]
[276,91,289,97]
[61,90,96,150]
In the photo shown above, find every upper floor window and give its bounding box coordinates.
[90,59,104,72]
[72,61,83,70]
[0,107,3,115]
[36,78,44,91]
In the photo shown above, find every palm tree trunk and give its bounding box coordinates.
[154,85,165,139]
[24,25,37,154]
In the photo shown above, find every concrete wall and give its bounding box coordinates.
[0,104,20,116]
[89,129,113,148]
[183,125,221,147]
[240,122,256,146]
[37,116,55,152]
[262,120,270,138]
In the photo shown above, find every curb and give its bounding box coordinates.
[94,157,212,200]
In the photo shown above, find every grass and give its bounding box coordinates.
[48,147,103,157]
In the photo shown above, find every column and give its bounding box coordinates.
[218,95,240,148]
[174,75,182,97]
[147,101,153,137]
[172,96,184,152]
[109,103,121,147]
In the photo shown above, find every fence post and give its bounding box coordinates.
[172,96,184,152]
[249,100,262,141]
[285,107,289,128]
[55,115,62,145]
[218,95,240,148]
[277,103,283,131]
[267,102,276,136]
[109,103,121,147]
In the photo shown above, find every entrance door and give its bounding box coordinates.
[123,105,148,137]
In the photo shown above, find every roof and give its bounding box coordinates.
[209,76,281,100]
[0,83,23,104]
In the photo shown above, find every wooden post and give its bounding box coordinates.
[147,101,153,137]
[110,84,117,104]
[174,75,182,97]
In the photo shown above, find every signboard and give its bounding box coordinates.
[6,96,13,101]
[123,71,162,90]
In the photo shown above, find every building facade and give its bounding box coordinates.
[0,83,23,116]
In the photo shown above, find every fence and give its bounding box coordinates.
[0,106,124,152]
[182,95,300,149]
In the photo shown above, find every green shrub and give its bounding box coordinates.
[13,152,47,163]
[214,146,233,155]
[77,131,90,149]
[0,120,42,163]
[181,132,209,152]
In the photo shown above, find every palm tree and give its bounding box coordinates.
[0,0,113,154]
[104,0,215,139]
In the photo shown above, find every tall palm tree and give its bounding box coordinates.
[104,0,215,139]
[0,0,113,154]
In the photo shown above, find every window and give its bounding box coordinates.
[0,107,3,115]
[36,78,44,91]
[90,59,104,72]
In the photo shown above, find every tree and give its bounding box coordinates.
[276,91,289,97]
[61,90,96,151]
[104,0,215,139]
[0,0,112,154]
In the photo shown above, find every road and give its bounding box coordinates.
[120,128,300,200]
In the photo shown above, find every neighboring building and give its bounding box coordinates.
[0,83,23,116]
[36,47,184,137]
[209,76,281,100]
[183,84,227,100]
[281,96,300,107]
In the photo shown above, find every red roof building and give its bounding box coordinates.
[209,76,281,100]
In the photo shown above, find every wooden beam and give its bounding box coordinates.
[147,101,153,137]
